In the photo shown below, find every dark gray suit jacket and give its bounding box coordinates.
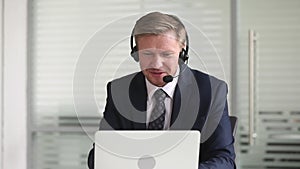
[88,65,236,169]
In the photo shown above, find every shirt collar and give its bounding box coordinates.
[146,66,180,100]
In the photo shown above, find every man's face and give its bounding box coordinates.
[137,31,182,87]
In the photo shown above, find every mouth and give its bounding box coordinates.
[147,69,166,77]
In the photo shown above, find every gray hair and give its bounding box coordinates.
[132,12,187,46]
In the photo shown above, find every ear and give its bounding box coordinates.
[130,46,139,62]
[179,48,188,62]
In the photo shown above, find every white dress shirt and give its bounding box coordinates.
[145,66,180,129]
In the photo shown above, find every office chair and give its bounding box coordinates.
[229,116,238,136]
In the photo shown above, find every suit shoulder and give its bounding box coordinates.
[110,72,140,83]
[191,69,227,88]
[106,72,146,98]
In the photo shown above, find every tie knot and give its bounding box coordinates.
[154,89,167,101]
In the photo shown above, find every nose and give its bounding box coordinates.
[150,54,163,69]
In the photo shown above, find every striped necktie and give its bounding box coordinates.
[148,89,167,130]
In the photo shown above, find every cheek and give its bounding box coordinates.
[165,58,179,73]
[167,58,179,67]
[138,57,149,70]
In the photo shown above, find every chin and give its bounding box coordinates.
[150,80,165,87]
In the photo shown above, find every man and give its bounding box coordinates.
[88,12,236,169]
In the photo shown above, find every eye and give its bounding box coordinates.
[161,52,174,58]
[141,51,154,57]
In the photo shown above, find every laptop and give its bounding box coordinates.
[94,130,200,169]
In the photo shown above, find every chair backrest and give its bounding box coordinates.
[229,116,238,136]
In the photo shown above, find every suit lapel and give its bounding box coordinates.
[170,65,201,130]
[170,85,181,127]
[129,72,147,129]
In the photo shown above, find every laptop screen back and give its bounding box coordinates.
[94,130,200,169]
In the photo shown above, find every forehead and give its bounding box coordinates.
[136,30,177,40]
[136,31,181,49]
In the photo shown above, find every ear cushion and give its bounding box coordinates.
[130,46,139,62]
[179,48,188,62]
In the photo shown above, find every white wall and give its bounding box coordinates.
[0,0,3,167]
[2,0,28,169]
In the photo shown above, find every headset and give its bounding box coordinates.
[130,31,189,63]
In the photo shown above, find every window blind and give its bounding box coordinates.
[29,0,231,168]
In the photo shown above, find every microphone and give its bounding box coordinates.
[163,74,179,83]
